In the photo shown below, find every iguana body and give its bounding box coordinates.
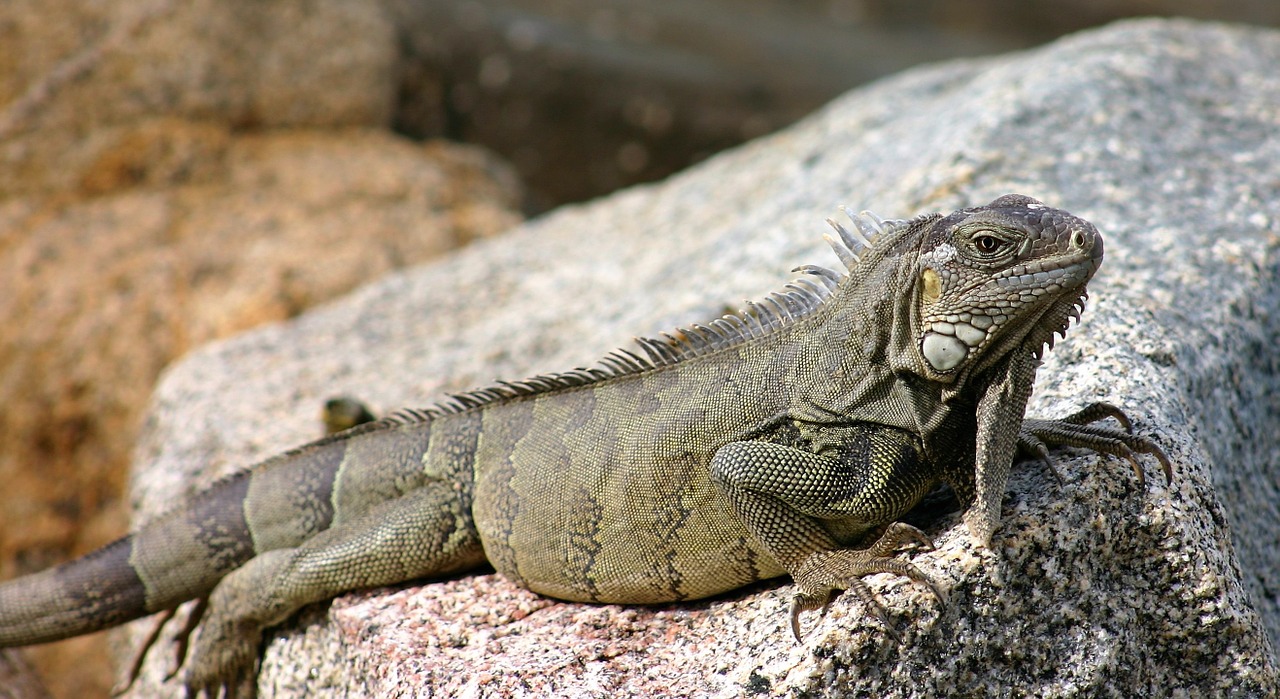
[0,195,1168,696]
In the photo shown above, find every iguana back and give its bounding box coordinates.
[455,201,926,603]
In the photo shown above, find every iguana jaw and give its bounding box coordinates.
[918,259,1098,373]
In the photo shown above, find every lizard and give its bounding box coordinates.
[0,194,1170,697]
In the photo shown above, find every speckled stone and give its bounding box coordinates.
[125,19,1278,697]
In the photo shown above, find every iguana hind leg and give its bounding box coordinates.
[179,482,485,698]
[709,428,946,642]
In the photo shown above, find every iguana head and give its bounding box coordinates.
[910,194,1102,382]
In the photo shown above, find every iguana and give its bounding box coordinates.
[0,194,1170,697]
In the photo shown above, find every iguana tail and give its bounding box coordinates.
[0,467,261,645]
[0,414,424,646]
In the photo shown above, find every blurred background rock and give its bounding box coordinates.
[1,1,1277,695]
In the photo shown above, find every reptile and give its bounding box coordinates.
[0,194,1170,697]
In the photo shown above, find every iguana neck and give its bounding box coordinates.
[784,213,950,435]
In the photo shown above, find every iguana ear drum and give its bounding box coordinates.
[920,268,941,305]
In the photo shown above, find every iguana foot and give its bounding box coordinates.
[789,523,947,642]
[171,557,282,699]
[181,609,263,699]
[1019,402,1172,486]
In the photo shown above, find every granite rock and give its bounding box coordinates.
[127,19,1279,697]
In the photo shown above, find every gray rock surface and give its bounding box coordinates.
[126,19,1279,697]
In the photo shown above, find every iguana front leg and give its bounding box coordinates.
[964,350,1040,546]
[960,350,1171,545]
[786,522,942,641]
[709,427,947,641]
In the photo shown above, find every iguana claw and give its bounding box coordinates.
[1020,402,1172,486]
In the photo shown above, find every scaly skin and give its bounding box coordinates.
[0,195,1169,697]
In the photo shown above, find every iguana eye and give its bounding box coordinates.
[973,233,1002,254]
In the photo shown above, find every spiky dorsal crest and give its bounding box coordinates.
[824,206,899,270]
[375,208,905,422]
